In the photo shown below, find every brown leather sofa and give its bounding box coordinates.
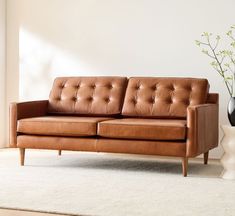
[9,77,219,176]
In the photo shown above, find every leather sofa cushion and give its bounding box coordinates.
[97,139,186,157]
[17,135,97,152]
[98,118,186,140]
[17,116,113,137]
[48,77,127,116]
[122,77,209,118]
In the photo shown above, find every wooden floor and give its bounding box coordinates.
[0,208,75,216]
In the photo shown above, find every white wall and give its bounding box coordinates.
[5,0,19,148]
[0,0,6,148]
[7,0,235,157]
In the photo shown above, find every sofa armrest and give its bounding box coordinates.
[186,103,219,157]
[9,100,48,147]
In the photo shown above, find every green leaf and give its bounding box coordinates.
[202,32,210,37]
[211,61,218,67]
[202,49,209,55]
[227,30,232,36]
[225,76,232,81]
[221,50,233,56]
[231,42,235,48]
[227,50,233,56]
[195,40,201,46]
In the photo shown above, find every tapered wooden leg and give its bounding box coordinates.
[204,151,209,165]
[20,148,25,166]
[182,157,188,177]
[58,150,62,156]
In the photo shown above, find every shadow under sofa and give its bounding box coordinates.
[9,76,219,177]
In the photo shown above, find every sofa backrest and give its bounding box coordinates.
[122,77,209,118]
[48,77,127,116]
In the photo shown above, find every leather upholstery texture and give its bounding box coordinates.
[17,136,186,157]
[122,77,209,118]
[17,135,97,151]
[9,100,48,147]
[97,139,186,157]
[207,93,219,104]
[10,76,219,162]
[18,116,113,137]
[98,118,186,140]
[48,77,127,116]
[186,103,219,157]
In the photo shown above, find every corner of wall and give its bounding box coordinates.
[5,0,20,148]
[0,0,6,148]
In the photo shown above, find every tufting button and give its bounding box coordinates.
[104,97,110,103]
[168,85,175,91]
[132,98,137,104]
[166,97,173,104]
[87,97,93,102]
[151,85,158,91]
[106,84,113,89]
[149,97,155,104]
[90,84,96,89]
[185,85,192,91]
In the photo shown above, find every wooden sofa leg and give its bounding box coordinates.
[20,148,25,166]
[58,150,62,156]
[204,151,209,165]
[182,157,188,177]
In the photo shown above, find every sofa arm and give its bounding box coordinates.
[186,103,219,157]
[9,100,48,147]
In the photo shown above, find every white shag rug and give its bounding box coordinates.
[0,149,235,216]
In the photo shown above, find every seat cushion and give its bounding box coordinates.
[98,118,186,140]
[122,77,209,118]
[17,116,113,137]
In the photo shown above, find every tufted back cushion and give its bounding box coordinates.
[48,77,127,116]
[122,77,209,118]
